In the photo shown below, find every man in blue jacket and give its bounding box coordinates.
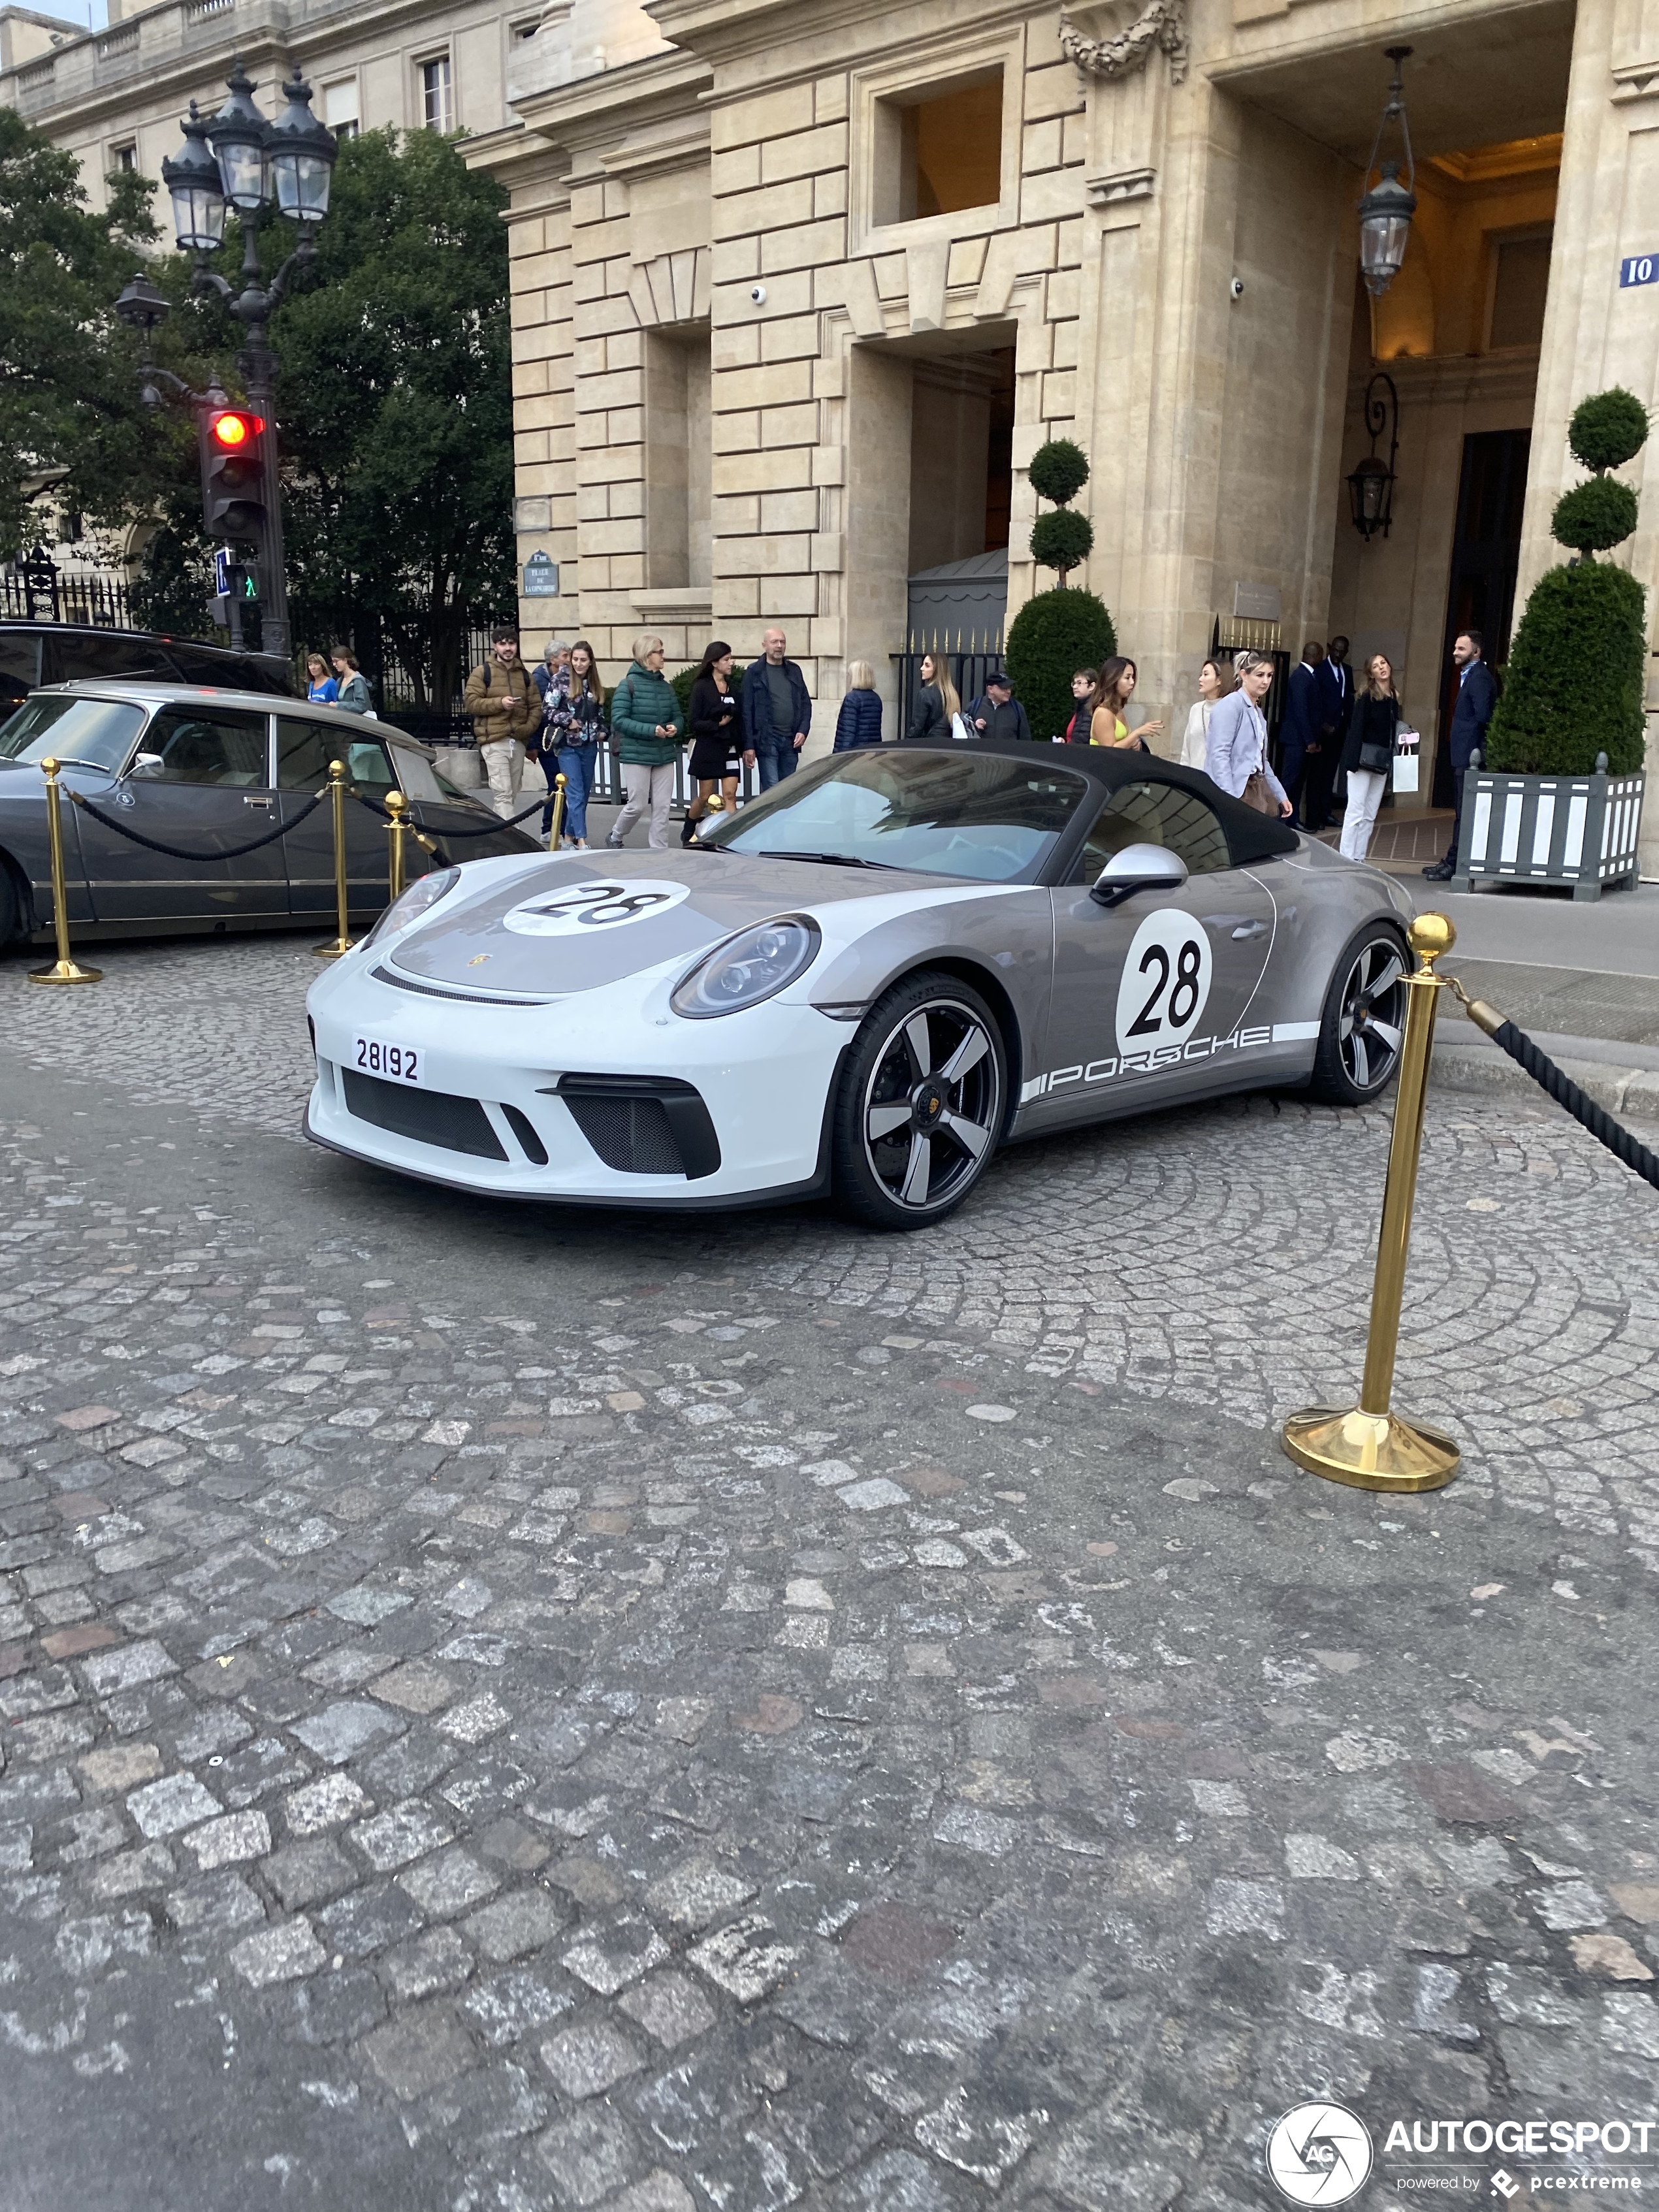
[1423,628,1498,881]
[1279,641,1325,828]
[739,628,813,790]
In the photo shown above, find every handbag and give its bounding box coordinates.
[1240,770,1280,815]
[950,712,975,741]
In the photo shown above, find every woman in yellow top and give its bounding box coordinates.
[1089,656,1165,752]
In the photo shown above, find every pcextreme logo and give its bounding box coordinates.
[1265,2105,1659,2202]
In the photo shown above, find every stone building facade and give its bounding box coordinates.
[472,0,1658,863]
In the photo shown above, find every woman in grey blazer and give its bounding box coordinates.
[1204,651,1293,818]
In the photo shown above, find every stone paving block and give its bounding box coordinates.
[80,1639,179,1697]
[382,1925,475,2001]
[80,1742,163,1793]
[169,1870,268,1935]
[372,1662,458,1716]
[535,2106,646,2205]
[440,1693,511,1744]
[266,1837,359,1911]
[127,1771,222,1838]
[290,1699,404,1765]
[831,2147,972,2212]
[88,1842,175,1899]
[351,1801,455,1872]
[463,1970,575,2047]
[562,1915,671,1996]
[540,2017,646,2100]
[231,1917,328,1987]
[319,1882,427,1961]
[361,2000,480,2101]
[643,1856,758,1931]
[292,1965,387,2047]
[608,2171,696,2212]
[619,1970,717,2048]
[285,1772,373,1836]
[464,1885,567,1962]
[398,1848,500,1917]
[186,1808,271,1869]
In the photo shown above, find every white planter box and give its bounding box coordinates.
[1452,758,1645,902]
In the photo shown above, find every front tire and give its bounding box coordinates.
[831,970,1007,1230]
[1309,922,1410,1106]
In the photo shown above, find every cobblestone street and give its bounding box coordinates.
[3,935,1658,2210]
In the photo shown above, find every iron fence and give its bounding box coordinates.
[890,631,1005,739]
[3,554,135,630]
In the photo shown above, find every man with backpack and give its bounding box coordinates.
[464,628,536,819]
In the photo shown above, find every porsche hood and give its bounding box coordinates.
[383,850,962,997]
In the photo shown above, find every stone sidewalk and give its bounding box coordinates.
[2,936,1658,2210]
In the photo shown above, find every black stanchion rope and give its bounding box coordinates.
[69,788,324,861]
[1477,1016,1659,1194]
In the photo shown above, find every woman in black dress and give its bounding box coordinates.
[684,639,743,844]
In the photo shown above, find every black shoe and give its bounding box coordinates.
[1421,859,1455,880]
[681,818,697,846]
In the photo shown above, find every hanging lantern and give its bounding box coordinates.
[206,59,272,214]
[1357,48,1416,298]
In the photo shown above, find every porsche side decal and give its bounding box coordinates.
[1019,1018,1320,1103]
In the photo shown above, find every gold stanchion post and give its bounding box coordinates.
[385,790,409,904]
[312,760,356,959]
[1281,912,1460,1494]
[547,772,567,851]
[29,757,102,987]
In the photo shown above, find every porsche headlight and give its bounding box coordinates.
[671,916,820,1019]
[363,866,460,946]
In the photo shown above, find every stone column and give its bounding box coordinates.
[1516,0,1659,873]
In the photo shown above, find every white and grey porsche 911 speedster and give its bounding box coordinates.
[304,739,1418,1229]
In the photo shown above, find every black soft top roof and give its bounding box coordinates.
[897,736,1302,865]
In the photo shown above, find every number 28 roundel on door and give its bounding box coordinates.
[1114,906,1214,1056]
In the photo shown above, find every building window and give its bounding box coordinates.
[1487,230,1552,351]
[875,69,1003,226]
[419,55,453,133]
[112,141,137,170]
[512,18,540,38]
[323,78,359,141]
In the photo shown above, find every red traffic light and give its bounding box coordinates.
[209,409,265,449]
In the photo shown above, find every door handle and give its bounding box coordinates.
[1230,920,1268,940]
[243,795,275,809]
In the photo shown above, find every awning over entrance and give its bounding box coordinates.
[906,548,1008,645]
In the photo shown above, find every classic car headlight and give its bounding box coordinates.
[362,867,460,946]
[671,916,820,1019]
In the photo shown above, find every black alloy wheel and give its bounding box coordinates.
[832,969,1007,1229]
[1310,923,1411,1105]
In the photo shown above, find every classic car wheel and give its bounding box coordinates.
[832,970,1006,1229]
[1310,923,1411,1106]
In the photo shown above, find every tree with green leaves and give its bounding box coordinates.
[1028,437,1094,586]
[135,126,516,701]
[0,109,186,559]
[1487,387,1649,777]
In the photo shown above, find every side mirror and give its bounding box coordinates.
[1090,842,1189,909]
[127,752,163,778]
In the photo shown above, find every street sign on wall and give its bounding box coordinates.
[523,550,559,597]
[1619,255,1659,288]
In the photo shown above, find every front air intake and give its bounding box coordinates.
[552,1075,721,1180]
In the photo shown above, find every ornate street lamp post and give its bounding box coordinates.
[114,57,337,658]
[1346,372,1400,541]
[1357,46,1416,298]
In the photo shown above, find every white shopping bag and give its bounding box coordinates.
[1392,746,1420,794]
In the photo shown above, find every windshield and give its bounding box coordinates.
[709,749,1091,882]
[0,694,146,773]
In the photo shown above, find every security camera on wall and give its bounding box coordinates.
[750,284,767,305]
[1229,276,1245,301]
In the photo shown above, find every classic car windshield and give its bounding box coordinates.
[0,695,146,774]
[710,750,1091,882]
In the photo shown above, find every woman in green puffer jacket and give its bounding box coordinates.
[606,635,686,851]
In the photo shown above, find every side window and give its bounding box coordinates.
[144,707,270,788]
[390,746,443,801]
[278,721,394,792]
[277,718,333,790]
[1072,780,1232,881]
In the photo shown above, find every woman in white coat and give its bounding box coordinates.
[1180,659,1227,769]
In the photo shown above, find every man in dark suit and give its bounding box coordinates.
[1306,634,1353,831]
[1423,628,1498,880]
[1279,641,1325,826]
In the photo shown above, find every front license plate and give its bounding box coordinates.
[353,1036,423,1085]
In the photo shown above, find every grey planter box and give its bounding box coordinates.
[1451,755,1645,901]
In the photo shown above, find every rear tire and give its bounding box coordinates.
[1309,922,1411,1106]
[831,969,1007,1230]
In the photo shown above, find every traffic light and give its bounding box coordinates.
[199,406,268,549]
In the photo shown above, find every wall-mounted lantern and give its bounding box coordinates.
[1347,372,1400,541]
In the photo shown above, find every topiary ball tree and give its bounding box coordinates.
[1004,586,1116,743]
[1027,436,1093,585]
[1487,385,1648,776]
